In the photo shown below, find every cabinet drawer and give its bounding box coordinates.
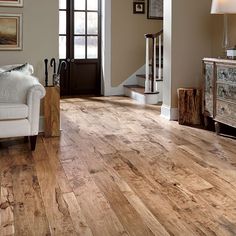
[217,83,236,102]
[216,100,236,127]
[217,65,236,84]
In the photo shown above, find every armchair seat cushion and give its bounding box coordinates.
[0,103,28,120]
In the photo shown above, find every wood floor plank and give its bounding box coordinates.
[179,144,236,188]
[42,138,73,193]
[1,152,50,236]
[100,153,200,236]
[1,96,236,236]
[80,149,170,236]
[170,149,236,201]
[80,152,155,236]
[119,150,236,236]
[32,140,76,236]
[60,147,130,236]
[11,157,51,236]
[0,162,15,236]
[63,192,93,236]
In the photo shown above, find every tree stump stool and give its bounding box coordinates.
[44,86,60,137]
[177,88,201,125]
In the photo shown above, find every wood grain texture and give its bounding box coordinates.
[178,88,201,125]
[1,96,236,235]
[44,86,60,137]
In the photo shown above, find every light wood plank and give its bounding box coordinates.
[0,96,236,236]
[32,141,76,235]
[63,192,93,236]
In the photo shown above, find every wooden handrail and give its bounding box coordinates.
[144,30,163,39]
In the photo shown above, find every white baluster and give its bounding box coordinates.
[145,38,150,93]
[153,37,157,92]
[158,35,162,82]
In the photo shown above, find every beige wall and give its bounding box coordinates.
[212,15,236,57]
[0,0,59,85]
[163,0,213,111]
[0,0,160,90]
[111,0,162,87]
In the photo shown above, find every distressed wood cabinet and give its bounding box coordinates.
[202,58,236,134]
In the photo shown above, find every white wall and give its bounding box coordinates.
[162,0,213,120]
[0,0,59,85]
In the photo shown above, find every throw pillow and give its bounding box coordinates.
[0,63,34,75]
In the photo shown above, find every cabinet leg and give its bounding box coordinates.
[203,116,208,128]
[215,122,220,135]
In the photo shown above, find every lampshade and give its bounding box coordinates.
[211,0,236,14]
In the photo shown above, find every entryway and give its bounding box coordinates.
[59,0,101,96]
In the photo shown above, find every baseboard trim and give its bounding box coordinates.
[161,105,178,121]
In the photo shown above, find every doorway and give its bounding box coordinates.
[59,0,101,96]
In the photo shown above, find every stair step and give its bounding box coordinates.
[124,85,159,95]
[124,85,145,94]
[136,74,163,81]
[124,85,160,105]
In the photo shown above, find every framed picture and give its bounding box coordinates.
[0,0,23,7]
[133,2,145,14]
[147,0,163,19]
[0,13,23,50]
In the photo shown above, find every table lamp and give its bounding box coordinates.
[211,0,236,55]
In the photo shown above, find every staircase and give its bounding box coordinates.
[124,30,163,104]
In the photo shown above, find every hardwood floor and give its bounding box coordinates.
[1,96,236,236]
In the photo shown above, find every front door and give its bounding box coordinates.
[59,0,101,96]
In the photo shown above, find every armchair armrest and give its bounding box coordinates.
[27,82,46,135]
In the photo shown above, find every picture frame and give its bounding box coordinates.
[0,0,23,7]
[133,2,145,14]
[0,13,23,50]
[147,0,163,20]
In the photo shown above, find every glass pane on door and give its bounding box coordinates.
[87,12,98,35]
[87,0,98,10]
[59,0,66,9]
[59,36,66,59]
[74,12,85,34]
[59,11,66,34]
[74,36,86,59]
[87,36,98,59]
[74,0,85,10]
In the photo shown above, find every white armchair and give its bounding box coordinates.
[0,64,46,150]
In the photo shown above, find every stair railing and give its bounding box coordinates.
[144,30,163,93]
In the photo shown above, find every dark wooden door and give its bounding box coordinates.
[59,0,101,96]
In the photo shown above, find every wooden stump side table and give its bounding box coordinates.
[44,86,60,137]
[177,88,201,125]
